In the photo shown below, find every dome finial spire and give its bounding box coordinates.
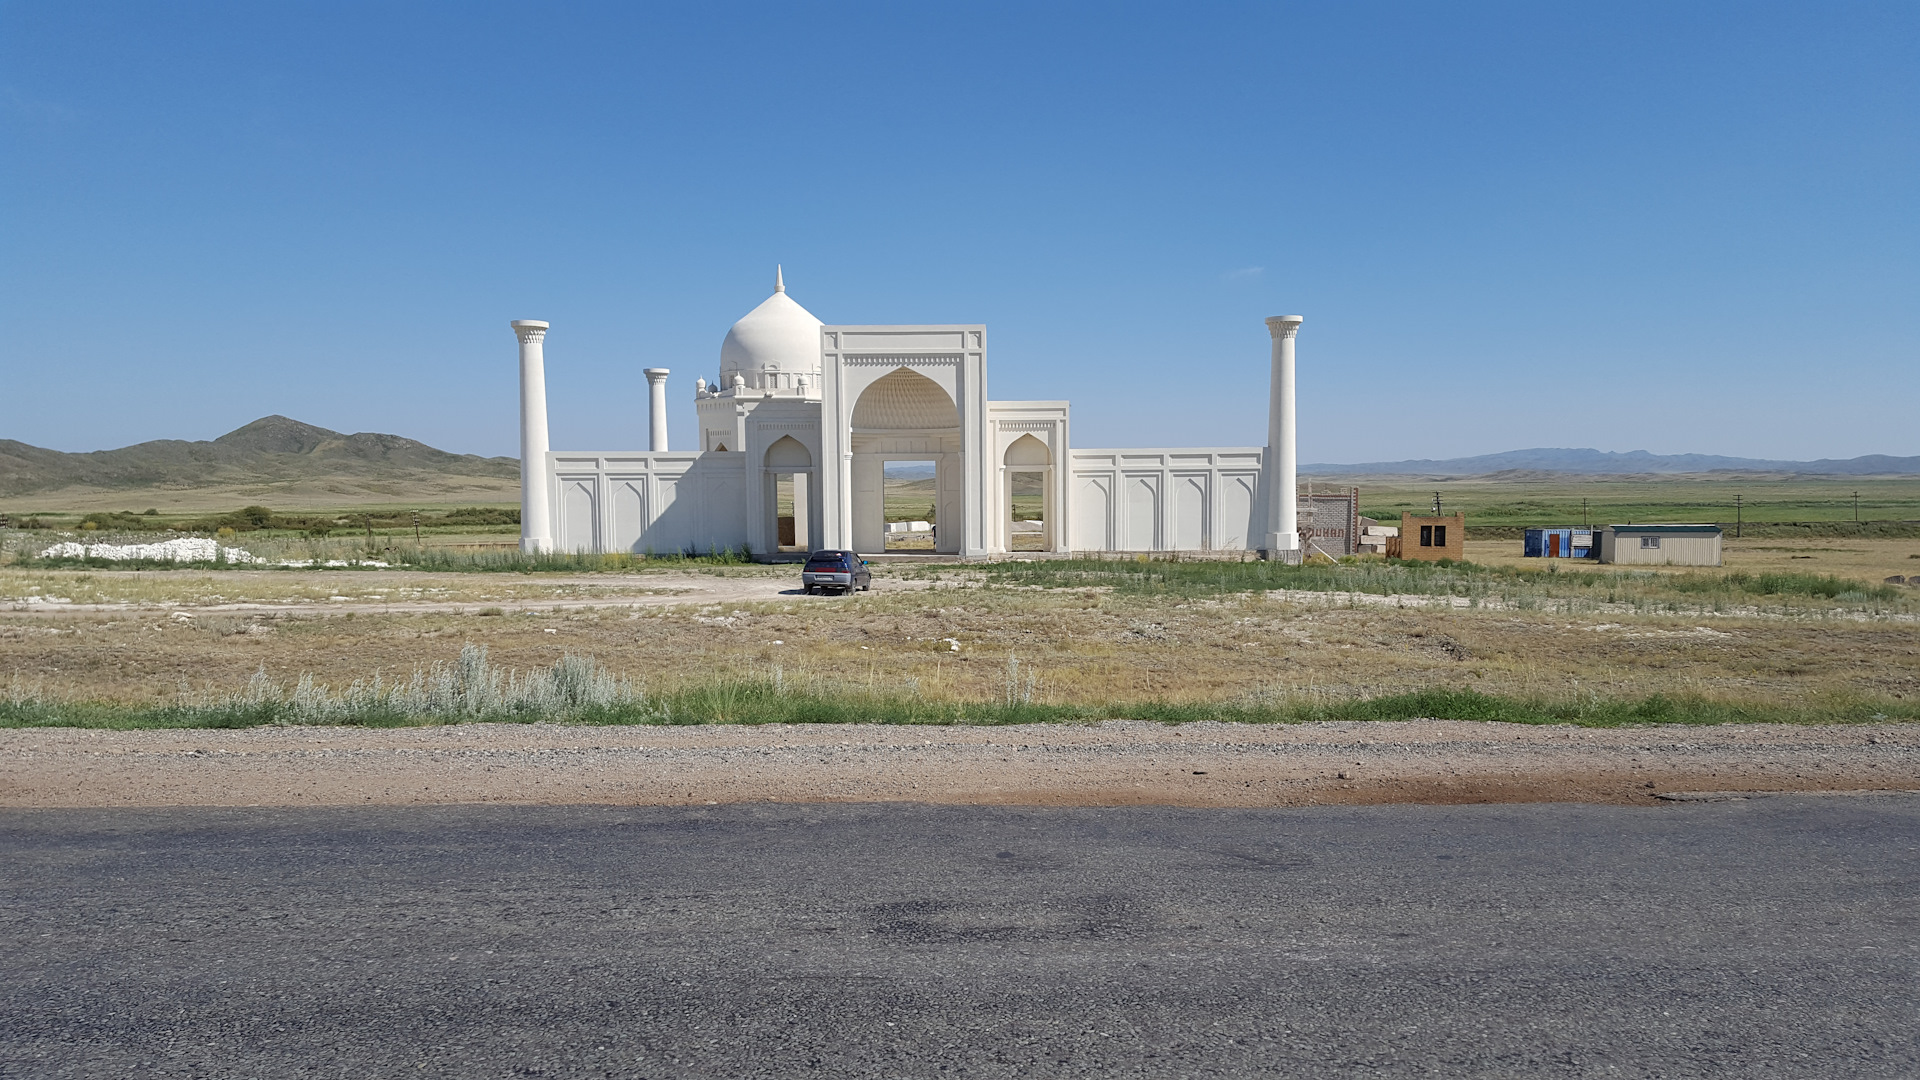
[775,264,785,293]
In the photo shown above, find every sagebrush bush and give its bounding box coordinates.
[204,644,654,725]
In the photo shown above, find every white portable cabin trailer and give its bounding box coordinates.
[1599,524,1723,567]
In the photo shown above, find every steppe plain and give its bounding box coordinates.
[4,519,1917,809]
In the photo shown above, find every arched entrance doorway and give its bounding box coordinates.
[764,435,813,552]
[849,369,962,554]
[1002,433,1052,551]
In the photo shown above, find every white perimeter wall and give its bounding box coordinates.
[547,451,748,555]
[1068,449,1265,553]
[544,445,1348,558]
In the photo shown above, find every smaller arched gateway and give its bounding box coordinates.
[1001,433,1054,551]
[763,435,814,552]
[514,270,1329,562]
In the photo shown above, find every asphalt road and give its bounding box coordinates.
[3,798,1916,1079]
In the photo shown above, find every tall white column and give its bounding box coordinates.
[1264,315,1304,562]
[513,320,553,554]
[644,368,670,452]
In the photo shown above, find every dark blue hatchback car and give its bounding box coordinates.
[801,549,871,595]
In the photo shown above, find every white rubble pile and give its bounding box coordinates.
[40,538,260,564]
[1357,524,1399,555]
[37,538,390,569]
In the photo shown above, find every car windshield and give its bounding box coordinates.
[805,554,848,569]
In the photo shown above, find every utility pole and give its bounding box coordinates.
[1853,490,1860,523]
[1582,497,1590,529]
[413,510,421,546]
[1734,493,1742,539]
[1432,491,1442,517]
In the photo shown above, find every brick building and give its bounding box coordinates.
[1388,512,1465,561]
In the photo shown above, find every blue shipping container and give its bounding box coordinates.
[1525,528,1597,558]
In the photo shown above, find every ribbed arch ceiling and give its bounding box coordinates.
[764,435,812,467]
[1004,434,1050,465]
[850,369,959,430]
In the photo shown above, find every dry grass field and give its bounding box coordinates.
[1465,536,1920,585]
[4,469,1917,729]
[1346,473,1920,528]
[3,556,1916,727]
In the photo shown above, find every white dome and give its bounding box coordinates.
[720,268,823,385]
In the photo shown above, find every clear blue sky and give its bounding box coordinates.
[3,2,1914,462]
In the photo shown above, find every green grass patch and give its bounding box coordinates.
[649,684,1915,728]
[385,546,754,573]
[1666,570,1900,602]
[6,682,1912,731]
[19,554,264,572]
[963,556,1494,598]
[958,556,1905,605]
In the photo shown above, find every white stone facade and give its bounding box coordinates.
[515,272,1309,559]
[1067,449,1265,553]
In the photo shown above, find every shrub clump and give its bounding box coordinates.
[1667,570,1898,602]
[192,645,653,725]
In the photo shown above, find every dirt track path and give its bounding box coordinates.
[4,571,930,617]
[5,719,1913,809]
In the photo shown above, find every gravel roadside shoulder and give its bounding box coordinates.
[3,719,1915,809]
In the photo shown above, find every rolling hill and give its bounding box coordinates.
[0,416,519,506]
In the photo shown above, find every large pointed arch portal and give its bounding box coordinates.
[846,369,960,554]
[818,325,991,555]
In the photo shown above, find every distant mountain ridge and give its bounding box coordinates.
[1302,447,1920,477]
[0,416,518,497]
[7,421,1914,499]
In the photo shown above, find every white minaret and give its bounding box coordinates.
[1264,315,1304,562]
[644,368,670,451]
[512,320,553,554]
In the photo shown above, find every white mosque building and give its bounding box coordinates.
[512,271,1327,561]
